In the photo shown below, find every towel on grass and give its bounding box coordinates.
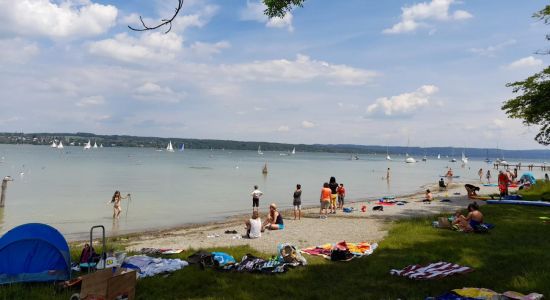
[301,241,378,261]
[390,261,473,280]
[122,255,188,278]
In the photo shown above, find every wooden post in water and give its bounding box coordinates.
[1,176,13,208]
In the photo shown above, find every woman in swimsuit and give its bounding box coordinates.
[262,203,284,231]
[111,190,128,219]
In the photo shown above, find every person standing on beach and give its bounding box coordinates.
[293,184,302,220]
[328,177,338,214]
[110,191,129,219]
[486,170,492,184]
[251,185,263,212]
[478,168,483,182]
[320,182,331,219]
[337,183,346,209]
[386,168,390,181]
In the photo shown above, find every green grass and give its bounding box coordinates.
[519,180,550,200]
[2,205,550,299]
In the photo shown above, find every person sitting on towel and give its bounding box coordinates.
[245,211,262,239]
[452,202,484,232]
[262,203,284,231]
[464,184,480,198]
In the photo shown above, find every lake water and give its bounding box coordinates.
[0,144,547,239]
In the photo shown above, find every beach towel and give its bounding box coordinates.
[389,261,473,280]
[301,241,378,261]
[451,288,543,300]
[122,255,188,278]
[211,252,236,267]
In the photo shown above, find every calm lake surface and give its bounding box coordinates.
[0,144,547,239]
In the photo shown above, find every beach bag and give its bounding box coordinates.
[278,243,307,266]
[330,241,354,262]
[211,252,236,267]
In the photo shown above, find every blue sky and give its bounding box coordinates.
[0,0,548,149]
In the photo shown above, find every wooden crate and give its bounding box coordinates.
[79,268,136,300]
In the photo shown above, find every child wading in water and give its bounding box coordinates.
[293,184,302,220]
[110,191,129,219]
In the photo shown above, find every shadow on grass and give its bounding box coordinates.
[2,205,550,300]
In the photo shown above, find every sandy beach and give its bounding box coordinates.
[121,181,500,254]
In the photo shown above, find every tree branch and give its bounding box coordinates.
[128,0,183,34]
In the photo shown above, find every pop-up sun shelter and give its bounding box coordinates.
[520,172,537,185]
[0,223,70,284]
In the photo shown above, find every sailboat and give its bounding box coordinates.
[437,154,441,159]
[386,147,391,160]
[83,140,92,150]
[57,141,64,149]
[179,143,185,152]
[93,141,98,149]
[50,141,58,148]
[450,148,456,162]
[405,138,416,163]
[100,144,103,148]
[257,145,264,155]
[166,141,175,152]
[461,150,468,164]
[291,147,296,155]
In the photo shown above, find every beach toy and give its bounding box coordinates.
[361,205,367,212]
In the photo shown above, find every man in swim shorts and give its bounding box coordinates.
[251,185,263,211]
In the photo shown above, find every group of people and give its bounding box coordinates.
[451,202,485,233]
[319,177,346,218]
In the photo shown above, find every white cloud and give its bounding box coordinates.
[221,54,377,85]
[76,95,105,107]
[491,118,505,129]
[0,38,39,64]
[383,0,472,34]
[277,125,290,132]
[190,41,230,57]
[88,32,183,63]
[241,1,294,32]
[470,39,516,57]
[506,56,543,69]
[133,82,184,104]
[0,0,117,39]
[301,120,315,128]
[367,85,438,116]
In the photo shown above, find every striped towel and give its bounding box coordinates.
[390,261,473,280]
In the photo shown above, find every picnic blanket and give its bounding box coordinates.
[390,261,473,280]
[433,288,544,300]
[301,241,378,261]
[122,255,188,278]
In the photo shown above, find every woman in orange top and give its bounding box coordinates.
[320,182,331,219]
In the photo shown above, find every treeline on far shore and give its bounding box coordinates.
[0,132,548,159]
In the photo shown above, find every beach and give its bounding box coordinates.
[121,181,498,254]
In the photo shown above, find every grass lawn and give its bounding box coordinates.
[519,180,550,200]
[2,205,550,299]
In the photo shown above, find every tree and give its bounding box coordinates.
[502,6,550,145]
[128,0,183,33]
[264,0,306,18]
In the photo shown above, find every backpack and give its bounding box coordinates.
[278,243,307,266]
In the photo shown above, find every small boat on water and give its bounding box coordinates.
[386,147,391,160]
[405,138,416,163]
[100,144,103,148]
[437,154,441,159]
[291,147,296,155]
[57,141,64,149]
[461,150,468,164]
[422,155,427,162]
[166,141,175,152]
[93,141,98,149]
[50,141,57,148]
[83,140,91,150]
[257,146,264,155]
[349,154,359,160]
[179,143,185,152]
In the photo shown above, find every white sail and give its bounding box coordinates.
[57,141,64,149]
[167,141,174,152]
[405,157,416,163]
[100,144,103,148]
[437,154,441,159]
[461,151,468,164]
[257,145,263,155]
[51,141,57,148]
[93,141,98,148]
[386,147,391,160]
[386,155,391,160]
[83,140,91,150]
[179,143,185,152]
[291,147,295,155]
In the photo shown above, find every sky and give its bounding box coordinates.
[0,0,548,150]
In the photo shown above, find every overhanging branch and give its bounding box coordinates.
[128,0,184,34]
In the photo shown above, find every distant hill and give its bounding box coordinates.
[0,132,548,160]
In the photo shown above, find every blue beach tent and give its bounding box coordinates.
[520,172,537,185]
[0,223,71,284]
